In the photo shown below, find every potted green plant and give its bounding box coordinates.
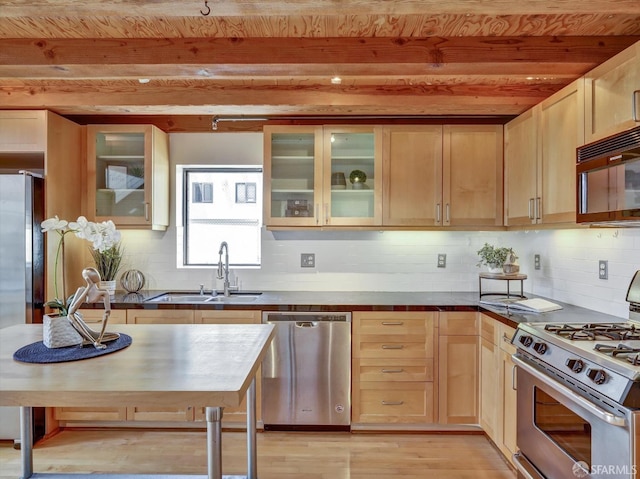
[476,243,511,273]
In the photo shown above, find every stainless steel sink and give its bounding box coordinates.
[145,292,261,303]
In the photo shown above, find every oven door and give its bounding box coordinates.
[513,356,633,479]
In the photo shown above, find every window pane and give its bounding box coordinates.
[183,167,262,267]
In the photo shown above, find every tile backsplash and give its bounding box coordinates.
[120,227,640,319]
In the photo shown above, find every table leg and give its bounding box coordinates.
[206,406,223,479]
[20,406,33,479]
[246,378,257,479]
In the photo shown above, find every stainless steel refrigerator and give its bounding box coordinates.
[0,172,46,443]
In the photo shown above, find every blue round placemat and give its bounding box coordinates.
[13,334,132,364]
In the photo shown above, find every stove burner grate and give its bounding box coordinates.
[544,323,640,341]
[595,343,640,365]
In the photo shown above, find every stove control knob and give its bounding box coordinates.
[533,342,548,355]
[587,368,607,385]
[566,359,585,373]
[519,335,534,347]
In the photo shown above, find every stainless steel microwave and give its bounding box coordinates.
[577,126,640,226]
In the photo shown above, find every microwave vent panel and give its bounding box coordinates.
[577,126,640,163]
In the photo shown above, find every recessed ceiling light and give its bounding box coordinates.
[331,76,342,85]
[138,78,150,84]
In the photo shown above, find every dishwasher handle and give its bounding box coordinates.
[295,321,318,328]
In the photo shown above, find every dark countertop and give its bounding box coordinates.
[93,290,628,329]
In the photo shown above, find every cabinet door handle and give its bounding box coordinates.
[633,90,639,122]
[381,400,404,406]
[528,198,534,220]
[315,203,319,225]
[535,197,541,220]
[381,369,404,373]
[144,202,149,221]
[445,203,450,223]
[436,203,441,223]
[381,321,404,326]
[324,203,329,225]
[502,333,513,343]
[382,344,404,350]
[512,364,517,391]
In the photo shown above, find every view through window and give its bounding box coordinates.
[180,166,262,267]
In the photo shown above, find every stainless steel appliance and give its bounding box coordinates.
[261,311,351,429]
[0,172,46,443]
[512,270,640,479]
[577,126,640,226]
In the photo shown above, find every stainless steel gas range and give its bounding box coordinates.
[512,271,640,479]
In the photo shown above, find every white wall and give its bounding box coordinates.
[116,133,640,319]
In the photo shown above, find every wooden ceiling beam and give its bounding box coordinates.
[1,36,637,68]
[2,0,640,17]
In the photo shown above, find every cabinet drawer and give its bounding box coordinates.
[354,381,434,423]
[480,314,499,344]
[357,317,429,336]
[357,340,430,359]
[355,358,433,382]
[78,309,127,324]
[53,407,127,422]
[439,311,478,335]
[499,323,517,355]
[126,309,194,324]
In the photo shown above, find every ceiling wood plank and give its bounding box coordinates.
[2,1,640,17]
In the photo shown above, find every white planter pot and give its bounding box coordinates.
[43,314,83,348]
[486,265,503,274]
[99,280,117,297]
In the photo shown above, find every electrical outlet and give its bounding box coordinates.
[437,254,447,268]
[599,260,608,280]
[301,253,315,268]
[534,254,541,270]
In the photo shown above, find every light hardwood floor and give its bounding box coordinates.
[0,429,515,478]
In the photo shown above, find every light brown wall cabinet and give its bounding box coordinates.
[266,124,502,229]
[263,125,383,227]
[505,79,583,226]
[438,311,479,425]
[584,41,640,144]
[86,124,169,231]
[352,311,436,426]
[0,110,47,153]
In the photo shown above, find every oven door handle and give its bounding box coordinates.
[512,356,627,427]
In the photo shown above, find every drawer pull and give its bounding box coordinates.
[381,401,404,406]
[381,369,404,373]
[381,321,404,326]
[382,345,404,350]
[502,333,513,343]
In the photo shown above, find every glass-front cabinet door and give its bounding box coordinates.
[263,125,323,226]
[86,124,169,230]
[323,126,382,226]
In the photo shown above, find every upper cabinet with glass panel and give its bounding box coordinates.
[263,125,382,228]
[323,126,382,226]
[86,124,169,230]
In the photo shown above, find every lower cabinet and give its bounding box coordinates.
[54,309,260,427]
[499,323,518,465]
[438,311,479,425]
[52,310,128,423]
[193,310,262,426]
[479,313,518,466]
[352,311,436,425]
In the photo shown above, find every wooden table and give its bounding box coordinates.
[0,323,275,479]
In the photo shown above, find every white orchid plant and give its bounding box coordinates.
[41,216,122,315]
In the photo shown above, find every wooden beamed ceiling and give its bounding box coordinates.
[0,1,639,132]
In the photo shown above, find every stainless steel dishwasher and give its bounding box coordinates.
[261,311,351,429]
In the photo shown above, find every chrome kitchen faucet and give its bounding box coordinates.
[217,241,231,296]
